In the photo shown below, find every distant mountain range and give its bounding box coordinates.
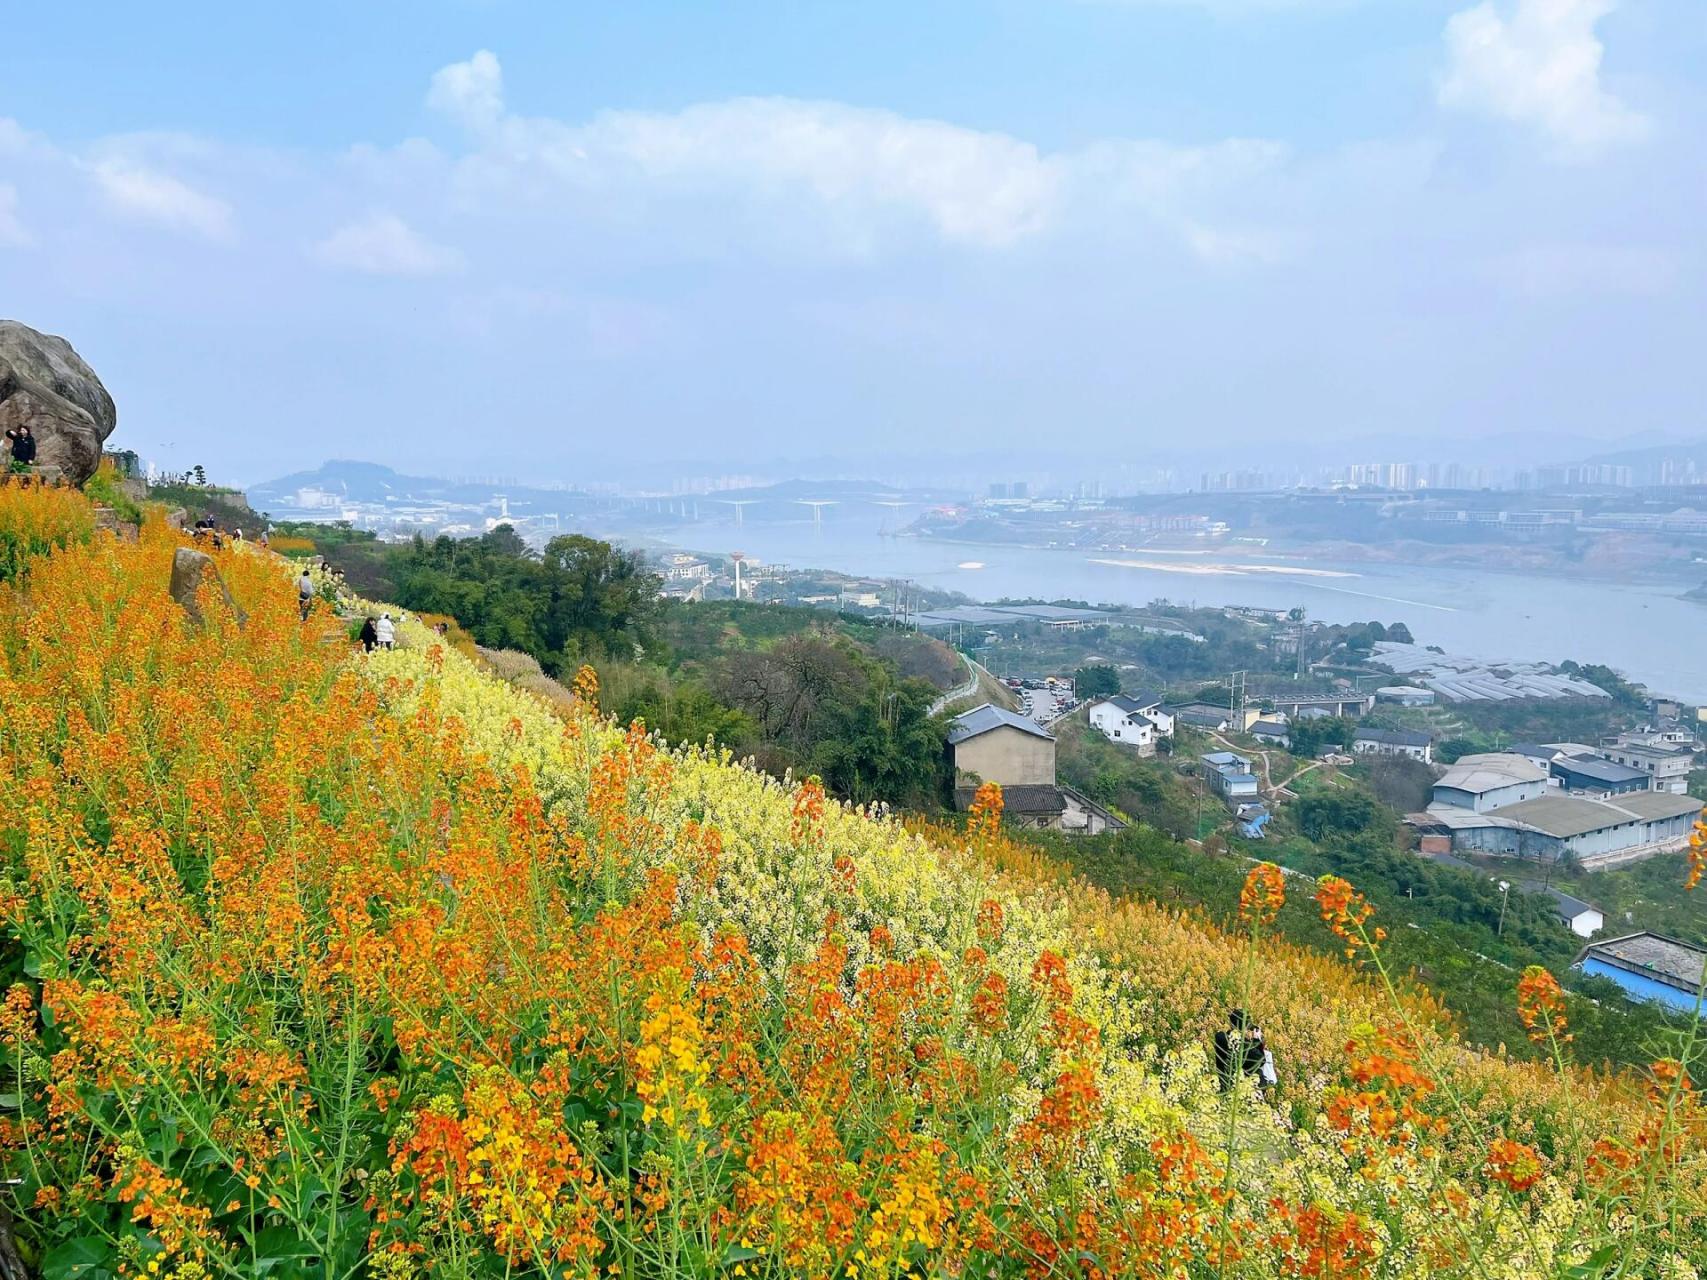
[1581,438,1707,468]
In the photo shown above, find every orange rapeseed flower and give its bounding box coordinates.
[1240,862,1286,928]
[1516,965,1570,1045]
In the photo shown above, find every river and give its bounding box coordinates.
[646,509,1707,703]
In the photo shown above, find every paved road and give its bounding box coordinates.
[929,653,981,716]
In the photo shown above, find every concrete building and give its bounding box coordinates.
[1202,751,1261,804]
[1432,754,1549,813]
[1549,754,1649,797]
[1416,791,1703,868]
[1353,727,1433,763]
[1375,686,1436,707]
[947,704,1056,788]
[1268,693,1372,720]
[948,705,1124,835]
[1575,933,1706,1016]
[1544,888,1604,939]
[1087,693,1170,753]
[1250,720,1291,748]
[1600,735,1696,794]
[1171,704,1233,733]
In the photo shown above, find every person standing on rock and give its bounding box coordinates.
[375,613,396,650]
[4,426,36,471]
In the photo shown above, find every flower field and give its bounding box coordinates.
[0,491,1703,1279]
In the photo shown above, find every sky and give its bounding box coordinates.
[2,0,1703,485]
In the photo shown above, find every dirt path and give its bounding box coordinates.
[1205,730,1326,801]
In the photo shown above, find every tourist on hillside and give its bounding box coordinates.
[4,425,36,470]
[297,570,316,620]
[358,616,378,652]
[1213,1009,1269,1092]
[375,613,396,650]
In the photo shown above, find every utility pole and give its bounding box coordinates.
[1496,879,1510,937]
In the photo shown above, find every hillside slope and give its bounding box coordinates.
[0,491,1702,1278]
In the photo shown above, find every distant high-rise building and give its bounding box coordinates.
[1011,481,1029,499]
[988,482,1009,499]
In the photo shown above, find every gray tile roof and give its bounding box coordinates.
[1543,887,1600,918]
[946,703,1055,745]
[953,784,1066,814]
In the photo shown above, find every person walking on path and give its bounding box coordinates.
[358,616,378,652]
[297,570,315,620]
[374,613,396,650]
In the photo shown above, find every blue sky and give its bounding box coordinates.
[3,0,1702,482]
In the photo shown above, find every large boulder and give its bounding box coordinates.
[0,321,117,486]
[169,547,244,626]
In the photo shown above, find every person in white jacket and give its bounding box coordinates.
[374,613,396,650]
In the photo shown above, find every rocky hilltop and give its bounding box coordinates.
[0,320,117,485]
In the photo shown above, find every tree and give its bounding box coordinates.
[1295,789,1389,842]
[539,535,663,667]
[1075,664,1121,698]
[1387,622,1414,645]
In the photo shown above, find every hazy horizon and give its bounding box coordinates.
[5,1,1704,482]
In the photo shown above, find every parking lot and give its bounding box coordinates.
[1010,679,1074,725]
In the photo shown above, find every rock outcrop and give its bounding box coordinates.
[169,548,244,626]
[0,321,118,486]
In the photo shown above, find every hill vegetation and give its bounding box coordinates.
[1,488,1704,1276]
[289,524,954,809]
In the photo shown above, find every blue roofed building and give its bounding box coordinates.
[1575,932,1706,1016]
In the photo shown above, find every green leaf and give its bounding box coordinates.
[40,1236,113,1280]
[0,1092,21,1109]
[1560,1246,1619,1280]
[253,1225,320,1275]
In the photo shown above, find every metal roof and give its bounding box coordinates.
[1355,727,1432,747]
[1578,932,1706,995]
[1435,753,1548,793]
[946,703,1056,745]
[1492,792,1701,839]
[1419,805,1526,832]
[1606,791,1705,822]
[1550,754,1648,787]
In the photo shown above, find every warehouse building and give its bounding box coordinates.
[1575,933,1706,1016]
[1549,753,1649,797]
[1413,790,1702,868]
[1431,754,1550,813]
[1375,685,1436,707]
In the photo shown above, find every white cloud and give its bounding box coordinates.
[0,185,33,248]
[88,157,235,239]
[1438,0,1648,155]
[311,212,462,276]
[424,51,1285,254]
[428,49,505,132]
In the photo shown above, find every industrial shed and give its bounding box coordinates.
[1415,791,1703,868]
[1576,933,1706,1015]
